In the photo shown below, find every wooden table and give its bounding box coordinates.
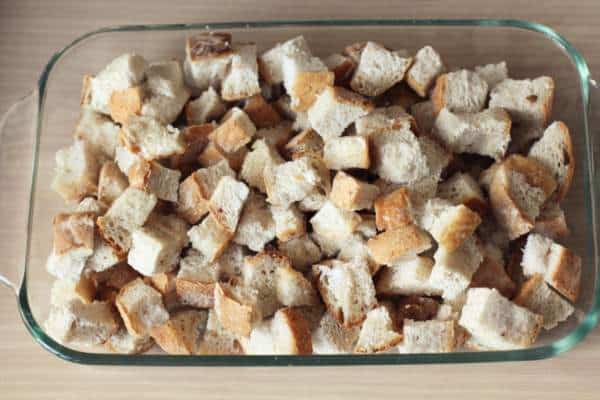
[1,1,599,399]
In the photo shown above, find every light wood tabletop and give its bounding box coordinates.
[1,1,600,399]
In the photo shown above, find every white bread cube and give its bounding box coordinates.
[521,233,581,302]
[398,319,456,353]
[421,201,482,252]
[371,128,429,185]
[128,215,189,276]
[52,140,100,203]
[355,105,415,137]
[307,86,373,141]
[104,84,143,125]
[242,320,275,354]
[330,171,379,211]
[459,288,543,350]
[284,128,324,160]
[198,309,243,355]
[367,224,432,266]
[433,107,511,160]
[114,143,143,176]
[469,243,516,299]
[515,274,574,330]
[276,265,319,307]
[184,32,234,93]
[197,140,248,172]
[128,160,181,203]
[76,197,106,215]
[50,274,95,307]
[97,161,128,206]
[323,136,370,170]
[115,278,170,337]
[437,172,487,215]
[271,307,313,354]
[233,192,276,252]
[314,259,376,327]
[208,176,249,233]
[374,187,414,230]
[88,53,147,114]
[213,243,248,281]
[177,249,218,282]
[429,235,484,300]
[489,77,554,126]
[175,251,217,309]
[431,69,488,114]
[474,61,508,89]
[210,107,256,153]
[185,86,227,124]
[176,160,235,224]
[243,94,282,129]
[106,328,154,354]
[74,108,120,161]
[410,100,435,134]
[97,188,157,255]
[406,45,445,97]
[140,60,190,124]
[533,201,569,239]
[188,214,233,262]
[150,309,208,355]
[120,116,185,160]
[310,201,361,243]
[85,233,123,272]
[240,139,283,193]
[375,256,441,296]
[271,204,306,242]
[528,121,574,200]
[350,41,412,97]
[264,156,330,207]
[259,36,311,84]
[277,235,322,272]
[312,312,360,354]
[221,43,261,101]
[298,190,327,212]
[354,305,402,353]
[407,134,452,204]
[254,121,294,151]
[214,282,256,337]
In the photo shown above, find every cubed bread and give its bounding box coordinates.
[74,108,120,161]
[521,233,581,302]
[109,86,144,125]
[408,134,452,204]
[354,305,403,353]
[167,123,214,173]
[185,86,227,124]
[96,188,157,255]
[114,142,143,177]
[298,190,328,212]
[489,155,557,239]
[214,283,256,337]
[431,69,489,114]
[310,201,361,243]
[429,235,484,300]
[350,41,412,97]
[437,172,487,215]
[254,121,295,151]
[243,94,281,128]
[187,214,233,262]
[406,45,445,97]
[367,224,432,266]
[276,265,319,307]
[176,160,235,224]
[208,175,250,233]
[106,328,154,354]
[221,43,261,101]
[120,116,185,160]
[533,201,569,239]
[311,312,360,354]
[271,204,306,242]
[374,187,414,230]
[89,263,141,291]
[375,256,441,296]
[371,128,429,185]
[51,139,100,203]
[277,235,323,272]
[150,309,208,355]
[184,32,234,93]
[141,59,190,118]
[469,244,516,299]
[197,140,248,172]
[458,288,543,350]
[233,192,276,251]
[240,139,283,193]
[115,278,170,337]
[307,86,373,141]
[489,77,554,126]
[50,275,96,306]
[355,105,416,137]
[97,161,128,206]
[330,171,379,211]
[259,36,311,85]
[528,121,574,200]
[432,107,511,160]
[324,53,356,84]
[410,101,435,134]
[129,160,181,203]
[422,201,482,252]
[140,85,190,126]
[337,233,380,275]
[284,128,324,160]
[271,307,313,354]
[242,320,275,354]
[474,61,508,89]
[149,271,179,310]
[314,259,376,327]
[197,309,243,355]
[398,319,456,353]
[323,136,370,170]
[210,107,257,153]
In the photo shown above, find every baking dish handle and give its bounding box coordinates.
[0,90,38,295]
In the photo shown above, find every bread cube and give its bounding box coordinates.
[141,87,190,126]
[429,235,483,300]
[367,224,432,266]
[74,108,121,161]
[310,201,361,243]
[214,283,256,337]
[150,309,208,355]
[437,172,487,215]
[240,139,283,193]
[277,235,323,272]
[120,116,185,160]
[469,244,516,299]
[210,107,256,153]
[85,233,123,272]
[96,161,127,206]
[399,319,456,353]
[407,135,452,204]
[47,212,95,280]
[167,123,215,173]
[270,204,306,242]
[185,86,227,124]
[197,309,243,355]
[207,176,249,233]
[433,107,511,160]
[129,160,181,203]
[323,136,370,170]
[284,128,324,160]
[374,187,413,230]
[188,214,233,262]
[311,312,360,354]
[474,61,508,89]
[314,258,376,327]
[422,201,482,252]
[410,100,435,134]
[276,265,319,307]
[458,288,543,350]
[298,190,327,212]
[432,69,489,114]
[406,46,445,97]
[108,86,144,125]
[354,306,403,353]
[272,307,313,354]
[197,140,248,172]
[254,121,294,151]
[324,53,356,84]
[115,278,170,337]
[233,192,276,251]
[307,86,373,141]
[350,41,412,97]
[221,43,261,101]
[337,232,380,275]
[243,320,275,355]
[106,328,154,354]
[50,275,95,307]
[371,128,429,185]
[533,201,569,239]
[329,171,379,211]
[51,140,100,203]
[259,36,311,84]
[243,94,282,128]
[521,233,581,302]
[375,256,441,296]
[489,77,554,126]
[355,105,415,137]
[514,274,574,330]
[184,32,234,93]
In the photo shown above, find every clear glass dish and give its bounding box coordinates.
[0,19,598,366]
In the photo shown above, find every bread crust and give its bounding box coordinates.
[109,86,144,125]
[436,205,482,251]
[374,187,413,231]
[243,94,282,129]
[549,248,581,302]
[176,278,215,308]
[431,74,447,115]
[214,283,254,337]
[291,70,334,112]
[367,224,431,265]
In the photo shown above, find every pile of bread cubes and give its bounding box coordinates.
[45,31,581,355]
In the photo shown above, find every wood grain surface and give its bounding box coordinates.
[1,1,600,399]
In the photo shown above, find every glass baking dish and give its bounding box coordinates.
[0,19,598,366]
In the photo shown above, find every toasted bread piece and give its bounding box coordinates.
[277,235,323,272]
[109,86,144,125]
[371,128,429,185]
[106,328,154,354]
[367,224,432,266]
[470,243,516,299]
[474,61,508,89]
[284,128,324,160]
[51,140,100,203]
[271,204,306,242]
[421,200,482,252]
[74,108,120,161]
[431,69,488,114]
[271,307,313,354]
[214,283,255,338]
[198,309,244,355]
[140,60,190,124]
[240,139,283,193]
[376,256,441,296]
[185,87,227,124]
[115,278,169,337]
[406,45,445,97]
[323,136,370,170]
[120,116,185,160]
[533,201,569,239]
[324,53,356,85]
[243,94,282,128]
[311,312,360,354]
[407,134,452,204]
[254,121,295,152]
[50,275,96,306]
[374,187,414,230]
[329,171,379,211]
[233,191,276,252]
[197,140,248,172]
[310,201,362,243]
[355,105,416,138]
[437,172,487,215]
[489,77,554,127]
[398,319,456,353]
[210,107,257,153]
[129,160,181,203]
[97,161,128,206]
[221,43,261,101]
[47,212,95,280]
[207,176,249,233]
[187,214,233,262]
[151,309,208,354]
[275,265,319,307]
[354,306,403,353]
[184,32,234,93]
